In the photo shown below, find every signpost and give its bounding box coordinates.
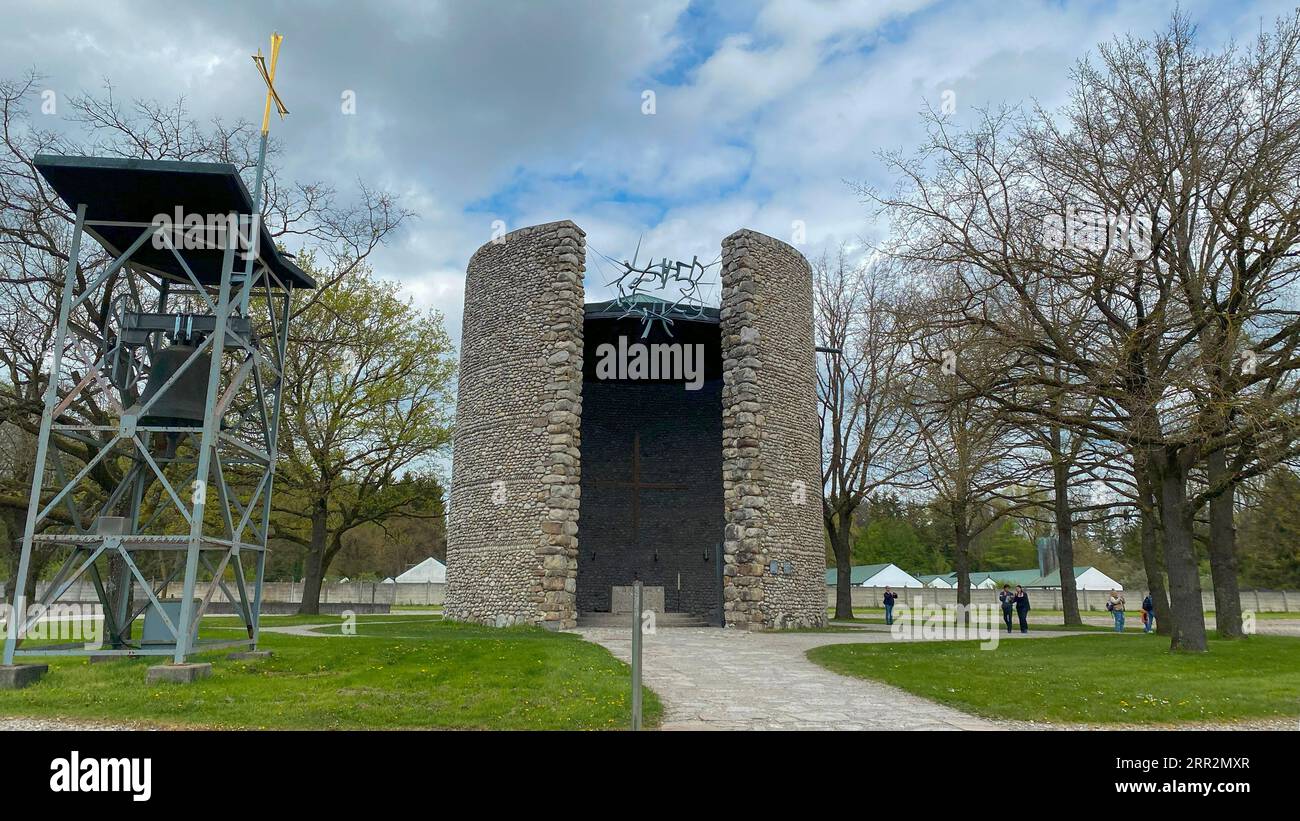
[631,580,643,730]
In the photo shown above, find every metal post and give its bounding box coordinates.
[630,580,643,731]
[4,204,86,666]
[173,220,238,663]
[252,284,290,644]
[238,134,268,315]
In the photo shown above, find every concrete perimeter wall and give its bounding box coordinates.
[3,580,446,607]
[834,586,1300,612]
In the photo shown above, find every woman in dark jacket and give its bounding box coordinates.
[998,584,1014,633]
[1013,585,1030,633]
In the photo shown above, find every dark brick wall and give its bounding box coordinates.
[577,317,724,619]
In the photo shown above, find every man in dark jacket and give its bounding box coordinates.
[998,584,1014,633]
[1013,585,1030,633]
[883,586,898,625]
[1141,592,1155,634]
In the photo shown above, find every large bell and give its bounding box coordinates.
[135,342,211,428]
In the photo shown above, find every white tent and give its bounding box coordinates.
[393,557,447,584]
[1074,567,1124,591]
[858,564,925,588]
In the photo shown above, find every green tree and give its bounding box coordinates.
[851,496,950,574]
[977,520,1037,570]
[1238,469,1300,589]
[271,259,455,615]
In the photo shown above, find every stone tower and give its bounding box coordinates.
[444,221,826,630]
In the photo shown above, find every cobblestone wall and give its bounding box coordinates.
[719,230,827,629]
[444,221,585,629]
[447,223,825,631]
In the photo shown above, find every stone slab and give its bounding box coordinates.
[0,664,48,689]
[145,662,212,684]
[611,585,664,614]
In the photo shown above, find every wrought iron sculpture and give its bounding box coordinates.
[599,239,719,337]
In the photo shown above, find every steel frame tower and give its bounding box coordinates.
[2,155,313,665]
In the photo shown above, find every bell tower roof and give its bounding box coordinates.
[33,154,315,289]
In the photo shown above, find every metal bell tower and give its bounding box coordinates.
[1,154,314,665]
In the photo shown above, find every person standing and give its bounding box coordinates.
[1107,590,1126,632]
[883,586,898,625]
[1013,585,1030,633]
[998,584,1014,633]
[1141,591,1155,634]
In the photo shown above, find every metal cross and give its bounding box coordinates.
[252,33,289,135]
[590,431,686,557]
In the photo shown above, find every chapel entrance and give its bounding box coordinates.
[576,305,724,623]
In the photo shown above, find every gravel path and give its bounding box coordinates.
[0,717,148,731]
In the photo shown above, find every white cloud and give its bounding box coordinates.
[0,0,1279,346]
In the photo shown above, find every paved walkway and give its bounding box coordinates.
[576,624,1090,730]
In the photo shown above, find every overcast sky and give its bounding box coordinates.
[2,0,1294,344]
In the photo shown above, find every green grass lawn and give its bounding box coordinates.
[830,606,1300,621]
[0,615,659,730]
[807,633,1300,724]
[824,619,1111,633]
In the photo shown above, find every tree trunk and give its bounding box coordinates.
[828,513,854,620]
[1152,448,1208,652]
[296,501,329,616]
[1137,475,1172,636]
[1,507,49,610]
[953,518,971,608]
[1051,452,1082,626]
[1205,449,1244,638]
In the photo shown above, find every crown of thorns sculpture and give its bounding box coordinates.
[603,240,718,337]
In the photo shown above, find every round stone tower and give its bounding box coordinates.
[445,221,826,630]
[443,221,585,629]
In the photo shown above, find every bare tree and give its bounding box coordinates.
[816,248,919,620]
[869,13,1300,652]
[898,274,1032,608]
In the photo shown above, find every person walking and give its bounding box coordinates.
[1141,591,1155,634]
[998,584,1014,633]
[1013,585,1030,633]
[1107,590,1126,632]
[883,586,898,625]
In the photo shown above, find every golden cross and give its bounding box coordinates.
[252,32,288,134]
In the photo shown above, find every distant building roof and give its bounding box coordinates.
[393,557,447,584]
[1028,567,1122,590]
[825,564,925,587]
[984,569,1047,586]
[825,564,893,586]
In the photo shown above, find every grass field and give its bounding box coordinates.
[0,614,659,730]
[830,606,1300,620]
[807,633,1300,724]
